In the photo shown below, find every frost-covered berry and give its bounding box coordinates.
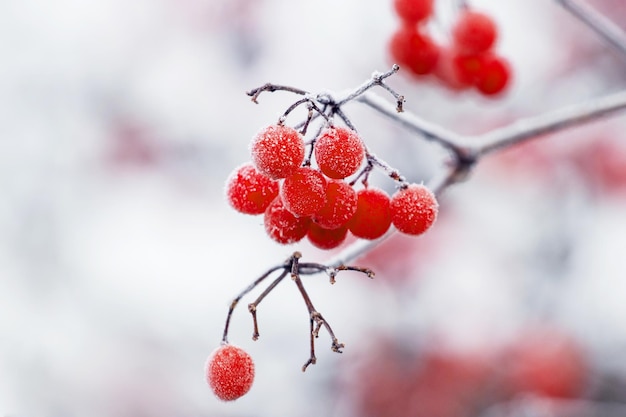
[250,124,305,180]
[307,223,349,250]
[225,163,279,215]
[314,126,365,179]
[312,180,358,230]
[280,167,328,217]
[205,344,255,401]
[264,196,311,244]
[348,187,392,240]
[390,184,438,235]
[393,0,434,24]
[452,11,498,54]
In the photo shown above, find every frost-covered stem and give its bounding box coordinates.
[336,64,402,108]
[475,89,626,156]
[279,97,330,126]
[357,91,467,156]
[368,153,409,187]
[556,0,626,59]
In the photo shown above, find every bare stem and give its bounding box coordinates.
[357,91,468,156]
[221,263,287,344]
[248,270,289,341]
[247,83,309,103]
[221,251,370,368]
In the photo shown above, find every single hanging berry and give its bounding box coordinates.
[205,344,255,401]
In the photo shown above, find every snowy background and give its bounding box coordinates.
[2,0,626,416]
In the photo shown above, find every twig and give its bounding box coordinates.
[556,0,626,60]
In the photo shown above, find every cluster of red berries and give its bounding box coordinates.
[389,0,512,96]
[225,123,439,250]
[206,344,255,401]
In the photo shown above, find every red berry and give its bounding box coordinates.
[506,328,588,398]
[307,223,349,250]
[205,344,255,401]
[348,187,392,240]
[313,180,358,229]
[280,167,328,217]
[389,26,440,76]
[264,196,311,244]
[452,11,498,54]
[390,184,438,235]
[393,0,434,24]
[475,54,511,96]
[314,126,365,179]
[250,124,305,180]
[225,163,279,215]
[433,47,473,91]
[451,52,485,84]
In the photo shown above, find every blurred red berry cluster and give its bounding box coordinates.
[389,0,512,96]
[342,326,589,417]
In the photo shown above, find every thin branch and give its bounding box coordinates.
[474,89,626,156]
[556,0,626,60]
[247,83,309,103]
[336,65,402,107]
[221,263,288,343]
[357,91,468,156]
[248,270,289,340]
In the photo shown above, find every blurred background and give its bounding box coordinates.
[1,0,626,416]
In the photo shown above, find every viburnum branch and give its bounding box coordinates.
[232,67,626,372]
[556,0,626,59]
